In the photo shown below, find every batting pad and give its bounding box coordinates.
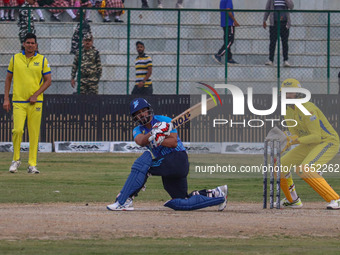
[296,166,340,202]
[280,172,293,203]
[117,151,152,205]
[164,195,225,211]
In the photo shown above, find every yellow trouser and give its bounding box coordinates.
[12,102,43,167]
[281,141,340,202]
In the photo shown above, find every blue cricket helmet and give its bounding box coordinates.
[130,98,154,125]
[130,98,151,115]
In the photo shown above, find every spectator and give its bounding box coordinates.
[141,0,148,8]
[212,0,239,65]
[0,0,16,21]
[32,0,45,21]
[18,0,36,47]
[102,0,124,22]
[0,1,4,21]
[338,71,340,94]
[71,33,102,94]
[47,0,77,21]
[157,0,183,8]
[263,0,294,67]
[132,41,153,95]
[70,0,92,22]
[3,33,52,174]
[70,11,92,54]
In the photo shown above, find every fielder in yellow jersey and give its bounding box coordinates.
[3,33,51,174]
[279,78,340,210]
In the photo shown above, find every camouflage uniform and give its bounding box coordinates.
[18,2,36,44]
[70,20,92,55]
[71,46,102,94]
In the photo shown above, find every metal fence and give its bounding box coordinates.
[0,7,340,95]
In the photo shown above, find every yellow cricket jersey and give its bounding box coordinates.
[7,51,51,102]
[285,102,339,144]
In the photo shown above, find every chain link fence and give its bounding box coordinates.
[0,7,340,95]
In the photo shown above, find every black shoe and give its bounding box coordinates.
[39,18,45,22]
[141,3,149,8]
[212,54,222,65]
[5,16,9,21]
[72,17,78,22]
[10,16,16,21]
[33,16,38,21]
[114,18,123,23]
[0,17,5,21]
[51,14,61,22]
[103,19,112,22]
[227,59,239,64]
[85,18,92,22]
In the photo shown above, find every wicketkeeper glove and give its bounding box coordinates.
[282,131,299,152]
[265,127,299,153]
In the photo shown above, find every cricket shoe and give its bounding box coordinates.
[27,166,40,174]
[326,199,340,210]
[107,197,134,211]
[215,185,228,211]
[274,197,303,209]
[9,160,21,173]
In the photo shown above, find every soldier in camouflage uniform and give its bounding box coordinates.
[71,33,102,94]
[70,11,92,55]
[18,0,36,46]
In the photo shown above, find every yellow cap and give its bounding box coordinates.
[281,78,302,90]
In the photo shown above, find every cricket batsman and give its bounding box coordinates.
[269,78,340,210]
[107,98,228,211]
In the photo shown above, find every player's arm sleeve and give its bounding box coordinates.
[96,51,102,79]
[263,0,271,21]
[287,123,299,137]
[147,57,152,67]
[298,114,322,144]
[42,57,51,75]
[285,110,299,136]
[7,56,14,73]
[133,127,142,140]
[71,54,78,79]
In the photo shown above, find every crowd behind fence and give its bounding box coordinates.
[0,7,340,95]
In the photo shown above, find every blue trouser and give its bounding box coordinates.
[117,150,225,211]
[149,150,189,199]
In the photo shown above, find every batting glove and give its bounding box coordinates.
[151,122,172,137]
[149,133,166,148]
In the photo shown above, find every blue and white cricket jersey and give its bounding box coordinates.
[133,115,186,158]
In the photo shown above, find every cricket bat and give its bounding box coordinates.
[148,97,216,142]
[171,97,216,129]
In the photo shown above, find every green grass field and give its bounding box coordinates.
[1,152,340,254]
[1,237,340,255]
